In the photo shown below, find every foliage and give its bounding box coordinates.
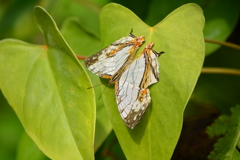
[0,0,240,160]
[206,105,240,160]
[99,3,204,160]
[0,6,95,160]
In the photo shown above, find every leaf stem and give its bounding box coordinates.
[201,67,240,76]
[76,55,88,60]
[205,39,240,51]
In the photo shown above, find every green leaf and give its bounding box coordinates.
[0,6,95,160]
[99,3,204,160]
[206,115,230,138]
[207,105,240,160]
[209,125,240,160]
[16,132,50,160]
[61,18,112,151]
[61,18,101,57]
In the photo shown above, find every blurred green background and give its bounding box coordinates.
[0,0,240,159]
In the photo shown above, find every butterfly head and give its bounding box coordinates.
[135,36,145,49]
[146,42,154,49]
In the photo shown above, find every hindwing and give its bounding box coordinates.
[115,43,164,129]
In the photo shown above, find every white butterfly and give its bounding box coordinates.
[85,31,164,129]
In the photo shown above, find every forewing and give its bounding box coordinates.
[84,34,142,79]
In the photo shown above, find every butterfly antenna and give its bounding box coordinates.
[98,85,107,100]
[87,81,108,89]
[129,28,136,37]
[130,28,133,34]
[159,51,165,56]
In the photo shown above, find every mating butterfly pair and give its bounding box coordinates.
[85,30,164,129]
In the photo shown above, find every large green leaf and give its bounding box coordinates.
[0,6,95,160]
[99,3,204,160]
[61,18,112,151]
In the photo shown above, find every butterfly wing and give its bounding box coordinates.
[115,43,163,129]
[85,33,145,79]
[116,81,151,129]
[147,49,164,86]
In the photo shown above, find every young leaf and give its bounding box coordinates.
[207,105,240,160]
[0,6,95,160]
[206,115,231,138]
[99,3,205,160]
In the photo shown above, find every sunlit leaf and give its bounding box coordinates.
[0,6,95,160]
[99,3,204,160]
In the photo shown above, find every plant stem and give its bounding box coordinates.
[76,55,88,60]
[202,67,240,76]
[205,39,240,51]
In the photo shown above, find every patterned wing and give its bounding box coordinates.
[148,49,164,86]
[115,43,164,129]
[84,32,145,79]
[116,82,151,129]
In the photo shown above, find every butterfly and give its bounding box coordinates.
[85,30,164,129]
